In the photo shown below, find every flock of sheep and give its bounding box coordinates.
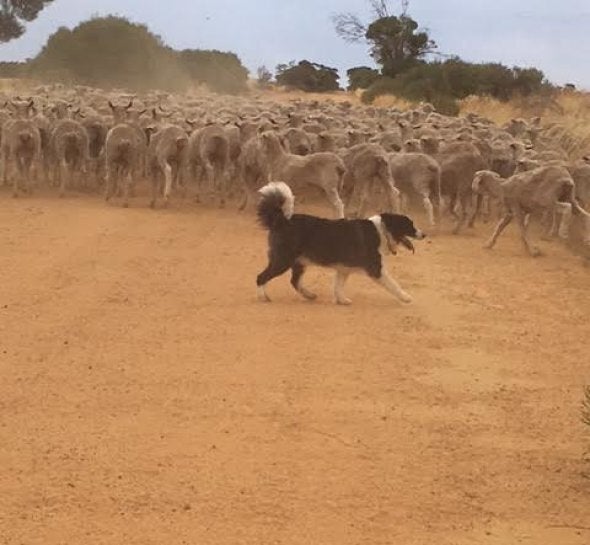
[2,83,590,256]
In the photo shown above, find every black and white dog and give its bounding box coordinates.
[256,182,426,305]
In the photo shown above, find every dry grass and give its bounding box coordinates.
[257,86,590,160]
[460,92,590,159]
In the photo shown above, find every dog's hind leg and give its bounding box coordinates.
[291,262,317,301]
[334,269,352,306]
[256,256,294,302]
[373,269,412,303]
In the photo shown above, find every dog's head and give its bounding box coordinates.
[379,213,426,254]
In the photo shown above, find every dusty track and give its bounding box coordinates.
[1,194,589,545]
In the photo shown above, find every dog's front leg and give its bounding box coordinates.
[374,269,412,303]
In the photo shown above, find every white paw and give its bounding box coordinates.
[335,297,352,306]
[257,286,271,303]
[399,292,413,304]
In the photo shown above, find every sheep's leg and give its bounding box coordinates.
[204,162,215,199]
[216,165,227,208]
[356,183,369,218]
[104,166,114,202]
[387,182,401,213]
[467,194,481,228]
[399,192,408,213]
[162,162,173,207]
[452,195,469,234]
[515,209,541,257]
[24,160,33,195]
[12,160,19,198]
[555,202,572,239]
[481,195,491,223]
[484,213,513,249]
[59,160,68,198]
[122,170,132,208]
[372,269,412,303]
[149,174,159,209]
[290,262,317,301]
[333,269,352,306]
[422,195,435,226]
[325,186,345,219]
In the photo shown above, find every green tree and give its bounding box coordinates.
[333,0,436,77]
[347,66,380,91]
[0,0,54,42]
[27,16,248,93]
[276,60,340,92]
[178,49,248,94]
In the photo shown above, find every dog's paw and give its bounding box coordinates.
[299,288,317,301]
[529,247,543,258]
[399,292,413,304]
[335,297,352,306]
[257,287,271,303]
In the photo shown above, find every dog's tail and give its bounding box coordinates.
[257,181,294,230]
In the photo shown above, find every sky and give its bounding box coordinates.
[1,0,589,89]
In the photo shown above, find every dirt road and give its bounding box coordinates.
[1,195,589,544]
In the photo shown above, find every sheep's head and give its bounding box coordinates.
[10,99,35,119]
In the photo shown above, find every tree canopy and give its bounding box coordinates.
[276,60,340,93]
[333,0,435,77]
[0,0,54,42]
[25,16,248,93]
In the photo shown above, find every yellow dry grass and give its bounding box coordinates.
[258,85,590,159]
[460,92,590,158]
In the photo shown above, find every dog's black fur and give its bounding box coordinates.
[256,184,424,299]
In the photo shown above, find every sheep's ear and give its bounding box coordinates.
[125,99,133,110]
[28,99,34,109]
[108,100,115,110]
[137,109,147,116]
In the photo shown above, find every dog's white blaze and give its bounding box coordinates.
[259,181,294,219]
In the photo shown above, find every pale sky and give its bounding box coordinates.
[1,0,589,89]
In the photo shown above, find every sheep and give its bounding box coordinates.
[237,133,271,211]
[108,99,134,124]
[424,138,487,233]
[147,125,189,209]
[341,143,400,218]
[50,119,91,197]
[2,119,42,197]
[257,131,346,218]
[389,151,441,226]
[104,124,144,207]
[281,128,313,156]
[473,165,590,256]
[187,123,231,206]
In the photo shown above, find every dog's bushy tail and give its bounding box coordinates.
[257,182,294,230]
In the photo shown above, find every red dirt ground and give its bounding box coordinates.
[1,194,589,545]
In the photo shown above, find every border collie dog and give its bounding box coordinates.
[256,182,425,305]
